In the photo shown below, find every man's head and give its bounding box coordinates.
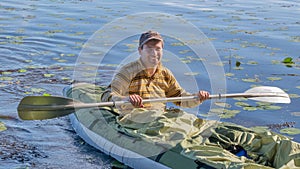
[138,31,164,69]
[139,31,164,49]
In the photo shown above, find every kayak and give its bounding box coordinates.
[63,83,300,169]
[63,83,201,169]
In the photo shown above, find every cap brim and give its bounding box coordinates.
[140,37,163,47]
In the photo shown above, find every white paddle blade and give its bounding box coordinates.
[245,86,291,104]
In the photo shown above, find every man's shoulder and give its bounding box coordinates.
[117,59,142,73]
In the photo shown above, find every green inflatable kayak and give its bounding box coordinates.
[63,83,300,169]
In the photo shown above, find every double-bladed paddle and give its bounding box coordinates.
[17,86,290,120]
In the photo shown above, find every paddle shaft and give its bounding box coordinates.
[19,92,287,111]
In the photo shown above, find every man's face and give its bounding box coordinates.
[139,40,163,68]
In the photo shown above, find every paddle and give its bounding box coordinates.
[17,86,290,120]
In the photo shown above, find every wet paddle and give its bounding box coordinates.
[17,86,290,120]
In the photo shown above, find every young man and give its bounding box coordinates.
[101,30,209,109]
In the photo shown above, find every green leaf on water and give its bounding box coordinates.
[280,128,300,135]
[171,42,185,46]
[225,73,235,77]
[291,112,300,116]
[179,50,190,54]
[243,107,257,111]
[214,102,231,108]
[0,122,7,132]
[282,57,294,64]
[43,93,51,96]
[247,61,258,65]
[235,102,250,107]
[184,72,199,76]
[209,108,241,118]
[267,77,282,81]
[0,77,13,81]
[289,93,300,98]
[18,69,27,73]
[2,71,12,75]
[44,74,55,78]
[290,36,300,42]
[261,105,282,110]
[242,78,258,83]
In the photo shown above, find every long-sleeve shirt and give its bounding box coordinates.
[101,58,200,109]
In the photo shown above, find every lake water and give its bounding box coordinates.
[1,0,300,168]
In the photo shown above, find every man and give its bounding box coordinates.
[101,30,210,109]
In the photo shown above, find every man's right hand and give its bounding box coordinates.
[129,94,144,108]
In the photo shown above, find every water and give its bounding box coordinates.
[0,0,300,168]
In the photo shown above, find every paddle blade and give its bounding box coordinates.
[18,96,76,120]
[245,86,291,104]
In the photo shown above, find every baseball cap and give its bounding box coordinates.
[139,31,164,48]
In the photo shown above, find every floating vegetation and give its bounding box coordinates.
[0,121,7,132]
[289,93,300,99]
[290,36,300,42]
[235,101,282,111]
[247,61,258,65]
[242,78,259,83]
[235,102,250,107]
[291,112,300,116]
[225,73,235,77]
[243,107,257,111]
[280,128,300,135]
[179,50,191,54]
[184,72,199,76]
[267,77,282,81]
[171,42,185,46]
[282,57,295,67]
[214,102,231,108]
[209,108,241,118]
[43,74,55,78]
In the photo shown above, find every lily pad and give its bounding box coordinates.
[262,105,282,110]
[243,107,257,111]
[0,77,13,81]
[235,102,250,107]
[247,61,258,65]
[225,73,235,77]
[290,36,300,42]
[267,77,282,81]
[282,57,294,64]
[291,112,300,116]
[18,69,27,73]
[280,128,300,135]
[242,78,259,83]
[209,108,240,118]
[0,121,7,132]
[289,93,300,98]
[44,74,55,78]
[184,72,199,76]
[214,102,231,108]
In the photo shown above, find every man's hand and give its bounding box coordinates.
[197,90,210,103]
[129,94,144,108]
